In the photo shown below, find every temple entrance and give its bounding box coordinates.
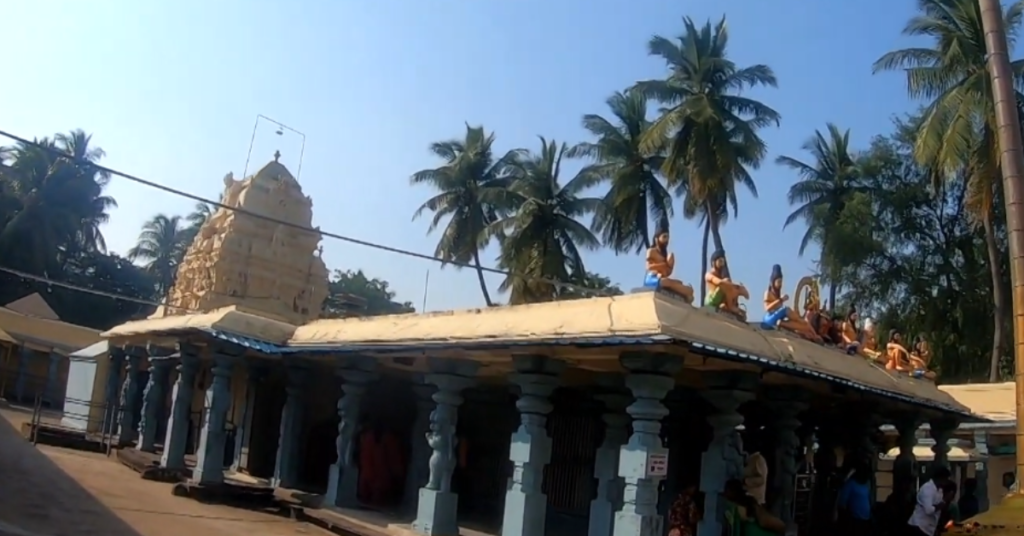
[542,389,603,535]
[455,387,517,529]
[353,376,416,509]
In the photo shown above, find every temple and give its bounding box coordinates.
[154,155,328,325]
[85,156,988,536]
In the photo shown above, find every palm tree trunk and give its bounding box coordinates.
[981,0,1024,493]
[982,210,1007,381]
[700,218,710,303]
[472,249,494,307]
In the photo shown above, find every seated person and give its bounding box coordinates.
[761,264,821,341]
[722,479,786,536]
[909,335,937,380]
[839,306,862,355]
[705,249,748,320]
[644,229,694,303]
[885,329,913,372]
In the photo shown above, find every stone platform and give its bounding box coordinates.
[114,448,190,482]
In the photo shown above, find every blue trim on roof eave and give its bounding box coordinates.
[687,341,979,421]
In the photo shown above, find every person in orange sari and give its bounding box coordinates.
[667,486,702,536]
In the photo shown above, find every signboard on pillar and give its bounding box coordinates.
[646,452,669,478]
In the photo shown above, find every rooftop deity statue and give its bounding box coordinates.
[909,334,937,380]
[760,264,822,342]
[861,318,883,362]
[704,249,748,320]
[839,306,863,355]
[794,277,839,345]
[884,328,912,372]
[643,228,694,303]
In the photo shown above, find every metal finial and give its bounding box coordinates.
[273,150,281,162]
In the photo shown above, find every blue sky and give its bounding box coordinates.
[2,0,1003,312]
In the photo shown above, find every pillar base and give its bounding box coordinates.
[325,463,359,507]
[502,489,547,536]
[413,489,458,536]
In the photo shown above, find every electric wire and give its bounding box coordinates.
[0,128,618,298]
[0,265,200,313]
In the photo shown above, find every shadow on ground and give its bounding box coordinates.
[0,414,142,536]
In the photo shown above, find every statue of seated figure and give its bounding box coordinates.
[704,250,748,320]
[643,229,694,303]
[909,335,937,380]
[885,328,914,372]
[760,264,821,342]
[860,318,884,363]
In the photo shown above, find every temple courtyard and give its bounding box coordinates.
[0,406,323,536]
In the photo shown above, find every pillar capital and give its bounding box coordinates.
[145,344,176,359]
[124,345,148,360]
[109,346,126,361]
[427,356,480,378]
[176,342,202,359]
[619,351,681,375]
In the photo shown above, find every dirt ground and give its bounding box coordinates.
[0,406,326,536]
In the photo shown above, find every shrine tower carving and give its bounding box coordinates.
[153,154,329,325]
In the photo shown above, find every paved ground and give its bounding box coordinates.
[0,407,325,536]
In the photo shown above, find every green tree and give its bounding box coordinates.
[321,269,414,317]
[492,137,601,304]
[127,214,190,297]
[569,90,672,254]
[0,130,116,274]
[556,271,624,301]
[635,16,779,260]
[777,124,864,309]
[873,0,1024,380]
[411,125,521,307]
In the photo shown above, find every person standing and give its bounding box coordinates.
[837,462,873,535]
[906,466,952,536]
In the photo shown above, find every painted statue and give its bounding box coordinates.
[643,229,695,303]
[861,318,883,362]
[794,277,839,344]
[885,329,912,372]
[760,264,822,342]
[704,250,749,320]
[839,306,863,355]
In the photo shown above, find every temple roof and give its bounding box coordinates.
[101,291,973,417]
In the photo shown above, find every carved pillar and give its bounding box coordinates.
[612,353,679,536]
[894,417,920,494]
[588,388,630,536]
[161,349,200,470]
[325,364,377,508]
[973,431,990,513]
[767,389,807,530]
[929,418,957,471]
[192,354,235,484]
[136,358,173,452]
[14,345,30,402]
[696,372,757,536]
[102,348,124,435]
[232,365,266,473]
[118,347,145,445]
[43,350,60,407]
[502,356,564,536]
[403,382,436,513]
[273,365,308,489]
[413,359,479,536]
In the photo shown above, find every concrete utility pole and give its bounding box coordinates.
[977,0,1024,528]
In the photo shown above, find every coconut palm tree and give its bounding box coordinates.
[568,90,672,254]
[0,131,115,274]
[127,214,190,296]
[777,124,863,309]
[634,16,780,257]
[491,137,601,304]
[411,124,522,307]
[874,0,1024,381]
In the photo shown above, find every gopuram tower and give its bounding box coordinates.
[154,152,329,325]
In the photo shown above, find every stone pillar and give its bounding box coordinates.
[273,365,308,489]
[43,350,60,406]
[117,347,145,445]
[232,365,266,473]
[413,359,479,536]
[502,356,564,536]
[192,355,234,484]
[929,418,957,471]
[696,372,757,536]
[973,431,990,513]
[894,417,920,493]
[856,415,883,503]
[136,358,172,452]
[325,365,377,507]
[403,382,437,513]
[161,350,200,470]
[14,345,30,402]
[588,388,630,536]
[767,389,806,530]
[102,348,125,435]
[612,353,679,536]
